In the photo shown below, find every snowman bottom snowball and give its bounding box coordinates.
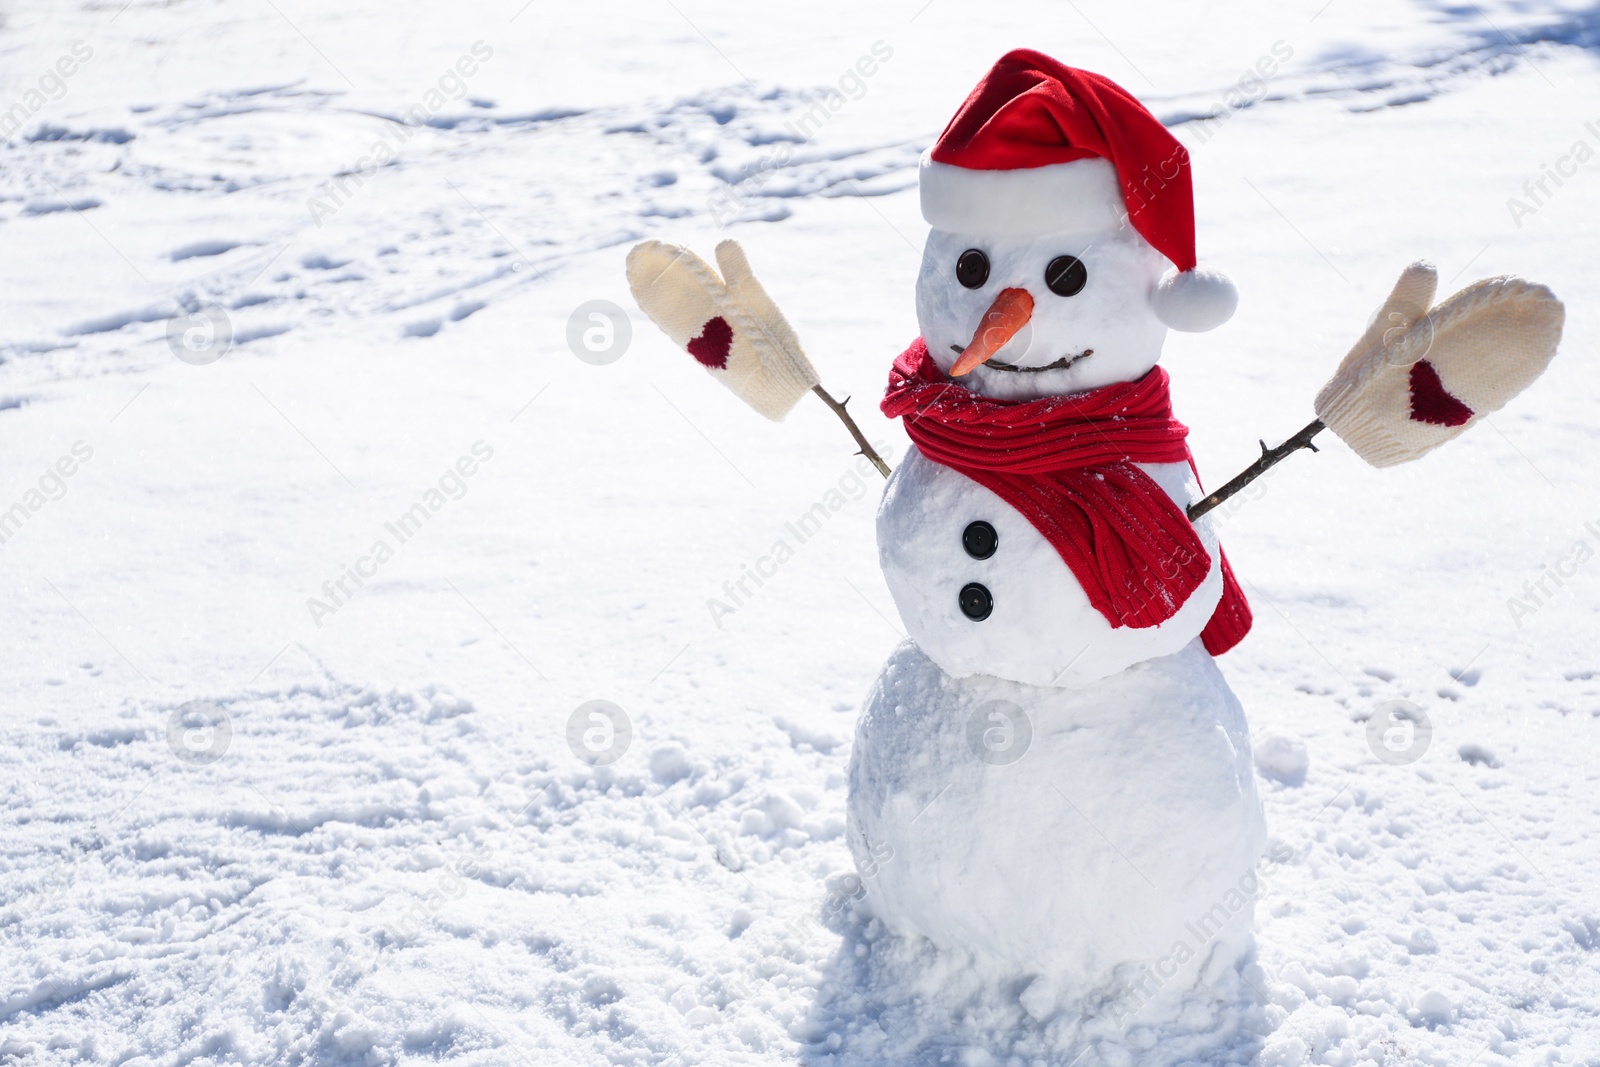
[846,639,1267,1012]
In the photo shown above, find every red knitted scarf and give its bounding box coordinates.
[881,338,1250,656]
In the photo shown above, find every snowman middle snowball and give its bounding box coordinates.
[846,49,1266,1020]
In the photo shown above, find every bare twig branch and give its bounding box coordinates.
[813,385,891,478]
[1188,419,1325,521]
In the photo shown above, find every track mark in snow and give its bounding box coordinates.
[26,124,134,144]
[20,198,101,216]
[234,323,291,344]
[170,238,250,261]
[301,253,352,271]
[61,304,173,337]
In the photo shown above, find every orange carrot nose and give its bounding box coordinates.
[950,287,1034,376]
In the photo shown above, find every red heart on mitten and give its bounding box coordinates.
[1408,359,1474,427]
[687,316,733,369]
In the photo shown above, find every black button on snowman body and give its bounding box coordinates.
[959,520,998,620]
[962,520,998,560]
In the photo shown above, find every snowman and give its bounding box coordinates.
[844,51,1266,1018]
[625,46,1564,1032]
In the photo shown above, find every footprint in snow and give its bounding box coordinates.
[170,238,249,261]
[301,253,352,270]
[22,198,101,216]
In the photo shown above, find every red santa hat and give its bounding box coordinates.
[920,49,1237,332]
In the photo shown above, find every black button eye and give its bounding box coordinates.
[962,521,997,560]
[956,249,990,289]
[959,583,993,621]
[1044,255,1087,297]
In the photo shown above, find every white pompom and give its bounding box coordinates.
[1151,264,1238,332]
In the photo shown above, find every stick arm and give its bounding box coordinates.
[1187,419,1325,522]
[813,385,892,478]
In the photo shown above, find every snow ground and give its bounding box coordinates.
[2,0,1599,1063]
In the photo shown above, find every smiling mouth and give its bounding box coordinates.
[949,344,1094,374]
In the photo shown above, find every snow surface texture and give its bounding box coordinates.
[877,449,1223,687]
[4,1,1600,1065]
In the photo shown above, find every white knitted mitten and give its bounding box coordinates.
[1314,261,1565,468]
[626,239,820,421]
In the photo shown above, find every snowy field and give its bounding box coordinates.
[2,0,1600,1063]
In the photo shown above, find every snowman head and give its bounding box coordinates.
[916,51,1237,401]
